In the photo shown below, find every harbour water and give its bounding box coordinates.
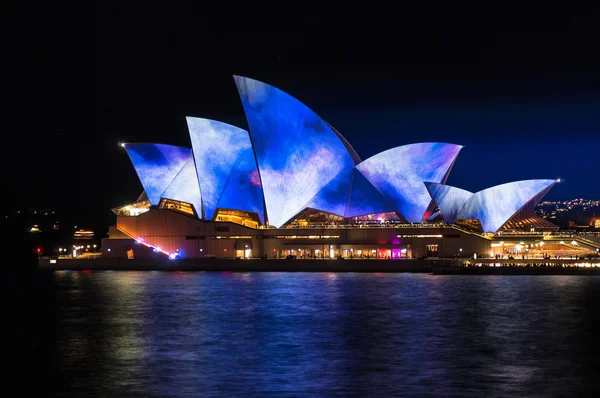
[34,270,600,396]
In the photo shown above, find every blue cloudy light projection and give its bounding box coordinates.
[356,143,463,223]
[123,143,192,206]
[186,117,265,223]
[456,179,558,232]
[424,182,473,224]
[345,169,398,218]
[302,168,354,218]
[215,145,266,225]
[161,158,203,217]
[234,76,356,227]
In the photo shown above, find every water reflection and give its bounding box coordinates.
[39,271,600,396]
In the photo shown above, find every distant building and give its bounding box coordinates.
[73,229,95,239]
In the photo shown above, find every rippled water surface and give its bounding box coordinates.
[35,271,600,396]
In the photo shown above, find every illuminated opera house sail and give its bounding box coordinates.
[109,75,560,258]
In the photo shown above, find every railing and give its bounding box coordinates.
[285,222,450,229]
[448,224,490,239]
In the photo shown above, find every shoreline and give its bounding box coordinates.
[37,257,600,274]
[37,258,432,272]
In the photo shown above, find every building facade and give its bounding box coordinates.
[103,76,559,259]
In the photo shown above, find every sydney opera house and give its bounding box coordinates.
[102,76,559,260]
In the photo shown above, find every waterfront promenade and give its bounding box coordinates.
[37,257,600,274]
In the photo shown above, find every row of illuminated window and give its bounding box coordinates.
[397,235,443,238]
[271,235,340,239]
[210,235,341,239]
[212,236,253,239]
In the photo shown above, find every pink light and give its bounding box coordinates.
[248,169,262,187]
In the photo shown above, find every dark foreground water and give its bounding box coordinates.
[33,271,600,397]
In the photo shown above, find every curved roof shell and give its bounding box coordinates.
[356,143,463,222]
[456,179,558,232]
[234,75,356,227]
[424,182,473,224]
[123,143,196,207]
[186,117,265,224]
[161,157,203,217]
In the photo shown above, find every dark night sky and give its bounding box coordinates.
[6,4,600,233]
